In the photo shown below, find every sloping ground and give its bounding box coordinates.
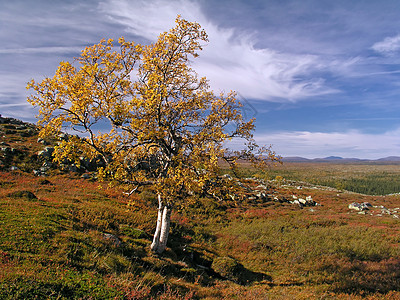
[1,171,400,299]
[0,117,400,299]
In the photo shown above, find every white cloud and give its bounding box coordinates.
[0,47,83,55]
[99,0,339,102]
[371,34,400,55]
[254,129,400,159]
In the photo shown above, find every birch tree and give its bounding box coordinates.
[27,17,278,254]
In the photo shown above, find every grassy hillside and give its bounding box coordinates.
[1,117,400,299]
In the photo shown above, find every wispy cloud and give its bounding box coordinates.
[0,47,83,55]
[255,128,400,159]
[0,103,31,108]
[99,0,340,102]
[371,34,400,55]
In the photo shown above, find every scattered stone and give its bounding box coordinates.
[349,202,399,219]
[292,199,299,204]
[103,233,122,246]
[10,166,18,171]
[255,184,267,190]
[38,146,54,159]
[37,138,50,145]
[298,198,307,205]
[58,133,69,141]
[289,195,318,208]
[256,192,267,200]
[348,202,370,211]
[81,173,92,179]
[33,169,47,177]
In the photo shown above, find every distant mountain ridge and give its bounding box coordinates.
[282,156,400,162]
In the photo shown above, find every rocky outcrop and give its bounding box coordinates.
[348,202,399,219]
[226,176,320,208]
[348,202,372,211]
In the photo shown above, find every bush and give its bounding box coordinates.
[211,256,244,283]
[7,190,37,200]
[120,226,148,239]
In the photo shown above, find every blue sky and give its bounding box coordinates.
[2,0,400,159]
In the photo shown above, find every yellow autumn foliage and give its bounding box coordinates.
[27,16,279,206]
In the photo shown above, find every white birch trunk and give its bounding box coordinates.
[157,204,172,254]
[150,194,164,252]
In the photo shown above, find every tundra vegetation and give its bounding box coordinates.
[1,117,400,299]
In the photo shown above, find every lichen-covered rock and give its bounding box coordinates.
[103,233,122,247]
[38,146,54,159]
[349,202,371,211]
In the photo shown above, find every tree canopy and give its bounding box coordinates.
[27,17,279,253]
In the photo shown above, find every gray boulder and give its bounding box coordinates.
[103,233,122,247]
[349,202,371,211]
[38,146,55,159]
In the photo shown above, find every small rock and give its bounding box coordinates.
[69,164,78,172]
[42,161,52,168]
[349,202,369,211]
[256,192,266,199]
[58,133,69,141]
[37,138,50,145]
[256,185,267,190]
[103,233,121,246]
[299,198,307,205]
[349,202,361,211]
[38,147,54,159]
